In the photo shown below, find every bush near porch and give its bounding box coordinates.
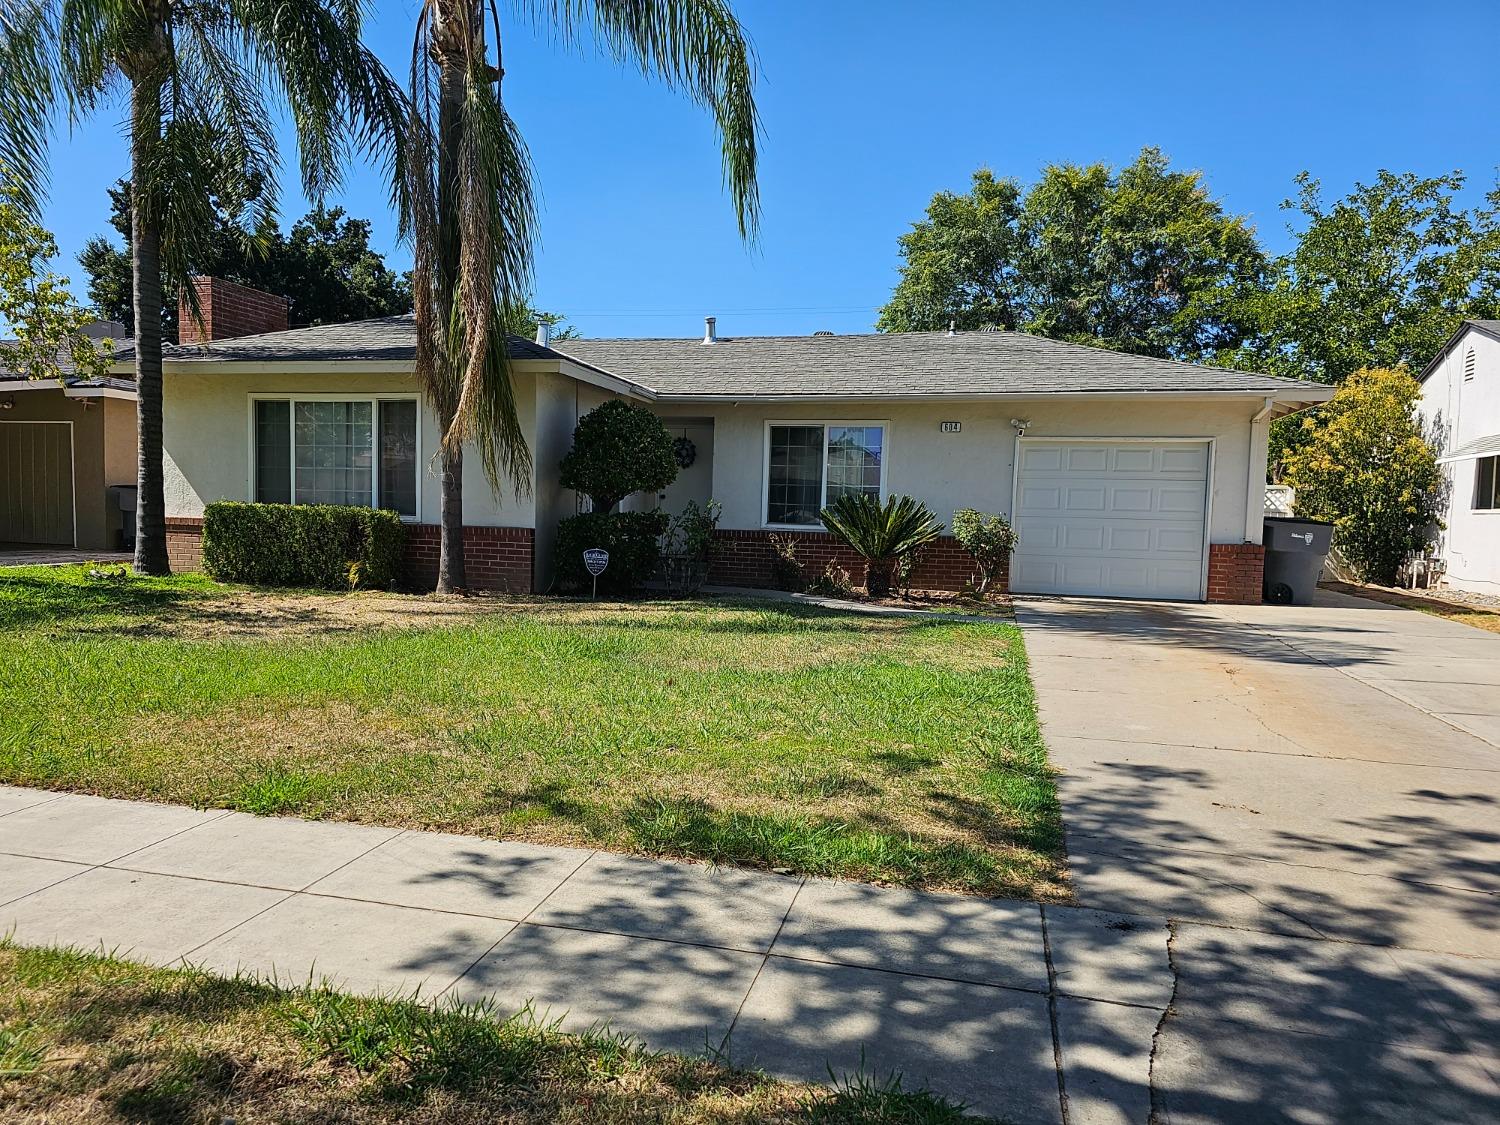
[0,567,1064,900]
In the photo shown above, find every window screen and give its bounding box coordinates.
[767,425,825,525]
[254,399,291,504]
[378,400,418,518]
[1476,456,1499,511]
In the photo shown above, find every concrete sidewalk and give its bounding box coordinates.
[4,785,1497,1123]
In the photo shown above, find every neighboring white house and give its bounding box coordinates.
[1419,320,1500,595]
[115,277,1333,603]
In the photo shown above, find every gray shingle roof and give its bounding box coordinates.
[554,331,1327,399]
[115,314,568,365]
[2,336,134,388]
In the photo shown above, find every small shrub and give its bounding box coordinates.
[951,508,1017,596]
[661,500,722,595]
[768,533,805,592]
[808,560,854,598]
[202,502,405,590]
[820,494,944,597]
[558,399,678,513]
[555,510,669,594]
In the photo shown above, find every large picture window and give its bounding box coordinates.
[765,422,886,526]
[1475,455,1500,511]
[253,397,419,519]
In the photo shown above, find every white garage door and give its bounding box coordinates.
[1011,440,1209,601]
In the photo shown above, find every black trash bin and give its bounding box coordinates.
[1262,516,1334,605]
[109,484,138,552]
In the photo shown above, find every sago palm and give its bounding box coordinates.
[406,0,759,592]
[0,0,408,574]
[821,493,945,597]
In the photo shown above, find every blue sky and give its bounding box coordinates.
[29,0,1500,339]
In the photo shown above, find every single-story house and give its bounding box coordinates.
[1418,319,1500,594]
[124,278,1332,602]
[1,322,139,550]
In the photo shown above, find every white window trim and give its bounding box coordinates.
[761,418,890,530]
[247,392,423,522]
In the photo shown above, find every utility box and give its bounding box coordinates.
[1262,517,1334,605]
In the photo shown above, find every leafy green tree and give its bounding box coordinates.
[1,175,108,383]
[405,0,757,592]
[0,1,407,574]
[559,399,677,513]
[79,181,411,339]
[878,148,1267,361]
[1230,171,1500,386]
[1281,368,1442,585]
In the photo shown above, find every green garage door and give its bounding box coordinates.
[0,422,75,545]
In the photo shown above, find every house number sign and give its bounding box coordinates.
[940,421,962,433]
[583,548,609,598]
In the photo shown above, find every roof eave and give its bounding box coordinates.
[1418,320,1500,383]
[649,387,1335,405]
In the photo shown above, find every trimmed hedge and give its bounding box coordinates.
[555,510,669,595]
[202,502,406,590]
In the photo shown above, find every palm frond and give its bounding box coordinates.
[524,0,760,238]
[0,1,66,216]
[821,494,945,563]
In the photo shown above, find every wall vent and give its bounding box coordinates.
[1465,347,1477,381]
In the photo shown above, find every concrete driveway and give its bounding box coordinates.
[1017,588,1500,1121]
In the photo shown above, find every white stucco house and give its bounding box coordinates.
[1419,319,1500,594]
[119,278,1332,603]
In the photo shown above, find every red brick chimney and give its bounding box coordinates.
[178,276,289,344]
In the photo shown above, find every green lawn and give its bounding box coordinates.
[0,566,1064,899]
[0,943,989,1124]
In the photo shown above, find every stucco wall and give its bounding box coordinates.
[1419,328,1500,592]
[1,387,110,549]
[689,396,1268,545]
[162,368,539,529]
[103,396,138,487]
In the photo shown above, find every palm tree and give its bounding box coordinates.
[0,0,408,575]
[407,0,758,593]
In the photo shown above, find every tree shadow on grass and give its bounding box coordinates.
[0,572,215,632]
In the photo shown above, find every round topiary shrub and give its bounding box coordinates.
[559,399,677,513]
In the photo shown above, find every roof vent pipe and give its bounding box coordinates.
[534,321,550,347]
[703,316,717,345]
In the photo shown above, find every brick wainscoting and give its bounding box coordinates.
[165,517,206,572]
[1206,542,1264,604]
[402,525,534,592]
[162,517,535,593]
[708,529,994,593]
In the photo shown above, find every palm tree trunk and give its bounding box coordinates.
[437,415,466,592]
[130,76,170,576]
[431,3,470,594]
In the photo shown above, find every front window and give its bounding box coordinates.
[766,422,886,526]
[1476,455,1500,511]
[253,397,419,519]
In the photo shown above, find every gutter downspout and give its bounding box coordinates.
[1245,397,1276,542]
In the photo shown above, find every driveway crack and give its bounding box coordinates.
[1147,919,1181,1125]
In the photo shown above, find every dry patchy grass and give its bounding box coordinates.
[0,567,1065,900]
[0,943,989,1124]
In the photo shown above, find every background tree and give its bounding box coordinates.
[1281,368,1443,585]
[1229,171,1500,386]
[1,175,108,383]
[405,0,757,593]
[0,1,407,574]
[80,181,411,339]
[878,148,1267,361]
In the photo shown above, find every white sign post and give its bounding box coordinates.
[583,548,609,599]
